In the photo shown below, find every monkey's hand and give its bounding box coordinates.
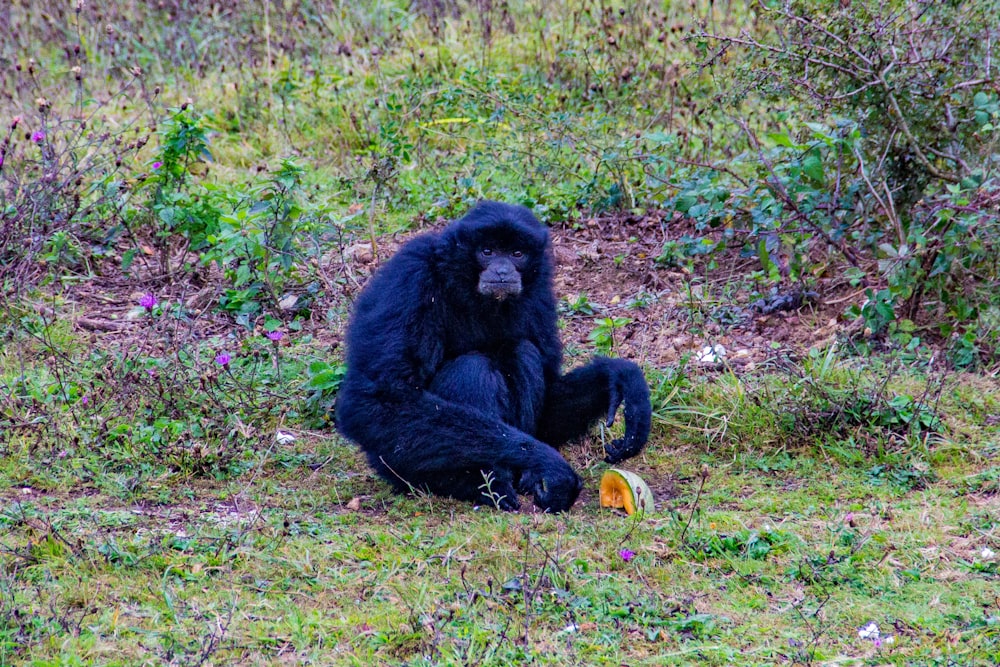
[519,450,583,513]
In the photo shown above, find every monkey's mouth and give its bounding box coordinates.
[478,280,522,299]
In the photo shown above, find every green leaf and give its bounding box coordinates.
[802,152,825,185]
[308,361,331,375]
[757,239,773,272]
[688,203,710,219]
[121,248,137,271]
[675,194,698,213]
[307,370,343,391]
[766,132,795,148]
[234,264,252,287]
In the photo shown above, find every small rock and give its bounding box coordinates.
[695,344,727,364]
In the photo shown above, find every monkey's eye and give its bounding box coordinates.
[481,248,493,256]
[512,250,524,258]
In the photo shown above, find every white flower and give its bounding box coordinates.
[981,547,996,560]
[858,622,880,640]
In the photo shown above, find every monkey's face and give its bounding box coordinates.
[476,247,526,300]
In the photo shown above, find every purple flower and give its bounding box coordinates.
[266,330,284,342]
[139,292,158,311]
[31,130,45,143]
[215,352,231,366]
[152,161,163,170]
[619,548,636,562]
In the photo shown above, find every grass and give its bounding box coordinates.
[2,0,999,665]
[3,346,997,664]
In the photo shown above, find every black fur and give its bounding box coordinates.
[336,201,652,512]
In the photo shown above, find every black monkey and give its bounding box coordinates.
[336,202,651,512]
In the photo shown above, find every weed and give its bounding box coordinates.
[559,293,598,317]
[588,316,632,355]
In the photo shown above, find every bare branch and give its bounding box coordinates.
[877,70,961,183]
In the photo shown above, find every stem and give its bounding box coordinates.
[878,71,960,183]
[679,471,708,545]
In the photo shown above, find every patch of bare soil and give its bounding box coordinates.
[546,211,862,371]
[45,209,867,372]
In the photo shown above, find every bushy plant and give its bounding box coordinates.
[145,106,219,251]
[0,79,150,299]
[202,158,332,319]
[683,0,1000,360]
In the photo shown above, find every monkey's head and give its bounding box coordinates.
[441,201,551,302]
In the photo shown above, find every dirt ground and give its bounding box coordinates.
[545,212,857,371]
[53,210,867,373]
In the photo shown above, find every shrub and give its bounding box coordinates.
[686,0,1000,360]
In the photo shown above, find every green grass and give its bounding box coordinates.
[3,343,998,664]
[2,0,999,665]
[4,461,999,665]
